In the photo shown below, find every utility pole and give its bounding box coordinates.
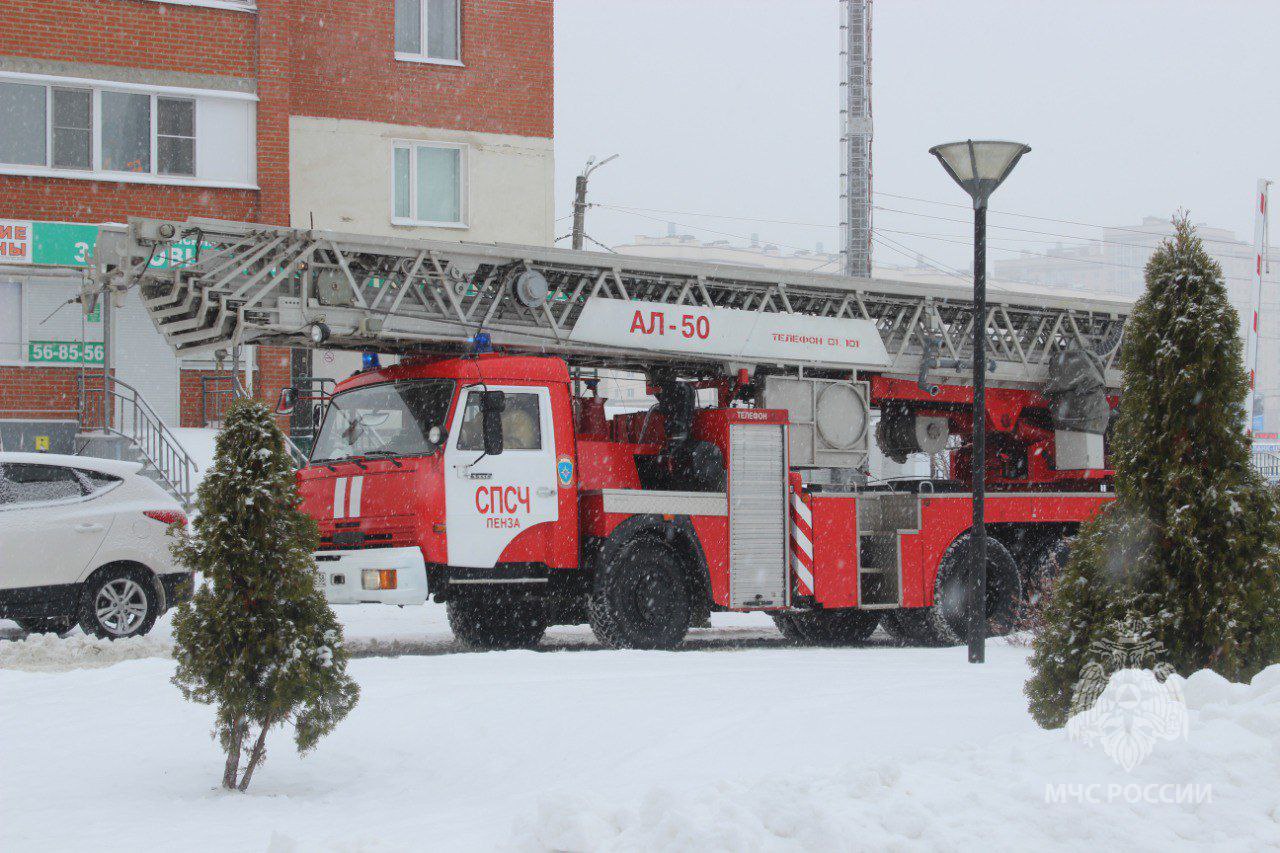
[572,154,619,251]
[840,0,873,277]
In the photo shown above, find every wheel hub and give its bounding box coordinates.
[95,578,147,636]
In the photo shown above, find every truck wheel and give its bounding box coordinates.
[447,588,547,650]
[879,611,911,643]
[770,612,812,642]
[771,610,879,645]
[589,538,691,650]
[895,532,1022,646]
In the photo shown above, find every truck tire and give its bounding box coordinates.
[773,610,880,645]
[879,611,911,643]
[770,612,811,642]
[447,588,547,650]
[589,538,691,650]
[894,532,1022,647]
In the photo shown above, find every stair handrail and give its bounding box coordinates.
[86,375,199,510]
[1253,448,1280,484]
[225,374,310,469]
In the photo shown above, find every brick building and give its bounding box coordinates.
[0,0,553,448]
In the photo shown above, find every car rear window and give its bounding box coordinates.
[0,463,86,505]
[78,468,123,495]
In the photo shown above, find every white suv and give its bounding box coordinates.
[0,452,194,639]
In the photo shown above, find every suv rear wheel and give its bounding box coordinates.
[78,565,161,639]
[15,617,78,636]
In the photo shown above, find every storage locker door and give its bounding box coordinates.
[728,423,788,608]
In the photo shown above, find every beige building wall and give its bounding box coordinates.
[288,116,554,247]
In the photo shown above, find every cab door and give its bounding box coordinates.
[443,385,560,568]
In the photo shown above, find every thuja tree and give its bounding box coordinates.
[171,400,359,790]
[1026,216,1280,728]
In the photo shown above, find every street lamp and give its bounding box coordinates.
[572,154,619,250]
[929,139,1031,664]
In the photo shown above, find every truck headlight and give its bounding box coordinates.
[361,569,397,590]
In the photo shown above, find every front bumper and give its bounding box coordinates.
[314,547,428,605]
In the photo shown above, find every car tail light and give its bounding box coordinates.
[144,509,188,527]
[361,569,397,590]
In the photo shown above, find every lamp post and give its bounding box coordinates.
[572,154,619,250]
[929,140,1031,664]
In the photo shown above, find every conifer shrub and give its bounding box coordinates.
[1025,216,1280,728]
[171,400,359,789]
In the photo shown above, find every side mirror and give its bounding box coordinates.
[481,390,505,456]
[276,387,299,414]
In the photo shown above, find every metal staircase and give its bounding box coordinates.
[78,375,198,511]
[94,217,1133,391]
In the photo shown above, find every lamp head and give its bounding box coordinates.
[929,140,1031,208]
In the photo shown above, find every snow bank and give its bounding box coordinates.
[522,664,1280,851]
[0,631,173,672]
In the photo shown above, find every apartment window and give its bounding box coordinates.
[395,0,461,63]
[0,283,20,361]
[101,91,151,173]
[157,97,196,176]
[52,88,92,169]
[0,76,252,185]
[0,82,46,166]
[392,142,466,226]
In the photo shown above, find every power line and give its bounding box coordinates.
[874,204,1255,259]
[875,225,1269,287]
[874,190,1259,250]
[595,196,1261,254]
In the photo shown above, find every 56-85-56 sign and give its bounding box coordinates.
[28,341,104,365]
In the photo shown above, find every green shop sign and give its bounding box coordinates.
[0,219,199,269]
[28,340,105,365]
[1,220,99,267]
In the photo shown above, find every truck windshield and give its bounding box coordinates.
[310,379,455,463]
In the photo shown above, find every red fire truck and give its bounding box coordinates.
[103,218,1131,650]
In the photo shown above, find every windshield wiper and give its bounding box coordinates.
[357,450,403,468]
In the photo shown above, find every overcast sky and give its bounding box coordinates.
[553,0,1280,270]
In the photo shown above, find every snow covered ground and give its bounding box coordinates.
[4,427,1275,849]
[3,608,1277,852]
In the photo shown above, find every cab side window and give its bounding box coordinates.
[0,463,85,505]
[456,391,543,451]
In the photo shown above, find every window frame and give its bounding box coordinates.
[0,463,95,510]
[390,140,469,229]
[49,86,93,172]
[0,280,24,365]
[145,0,257,11]
[455,388,545,453]
[0,72,257,190]
[395,0,464,67]
[156,96,198,178]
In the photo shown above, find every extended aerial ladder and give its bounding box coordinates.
[93,217,1131,392]
[93,217,1135,650]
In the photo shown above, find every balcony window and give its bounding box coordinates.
[52,88,92,170]
[0,74,254,187]
[0,82,46,166]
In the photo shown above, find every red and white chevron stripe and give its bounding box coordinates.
[789,484,815,596]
